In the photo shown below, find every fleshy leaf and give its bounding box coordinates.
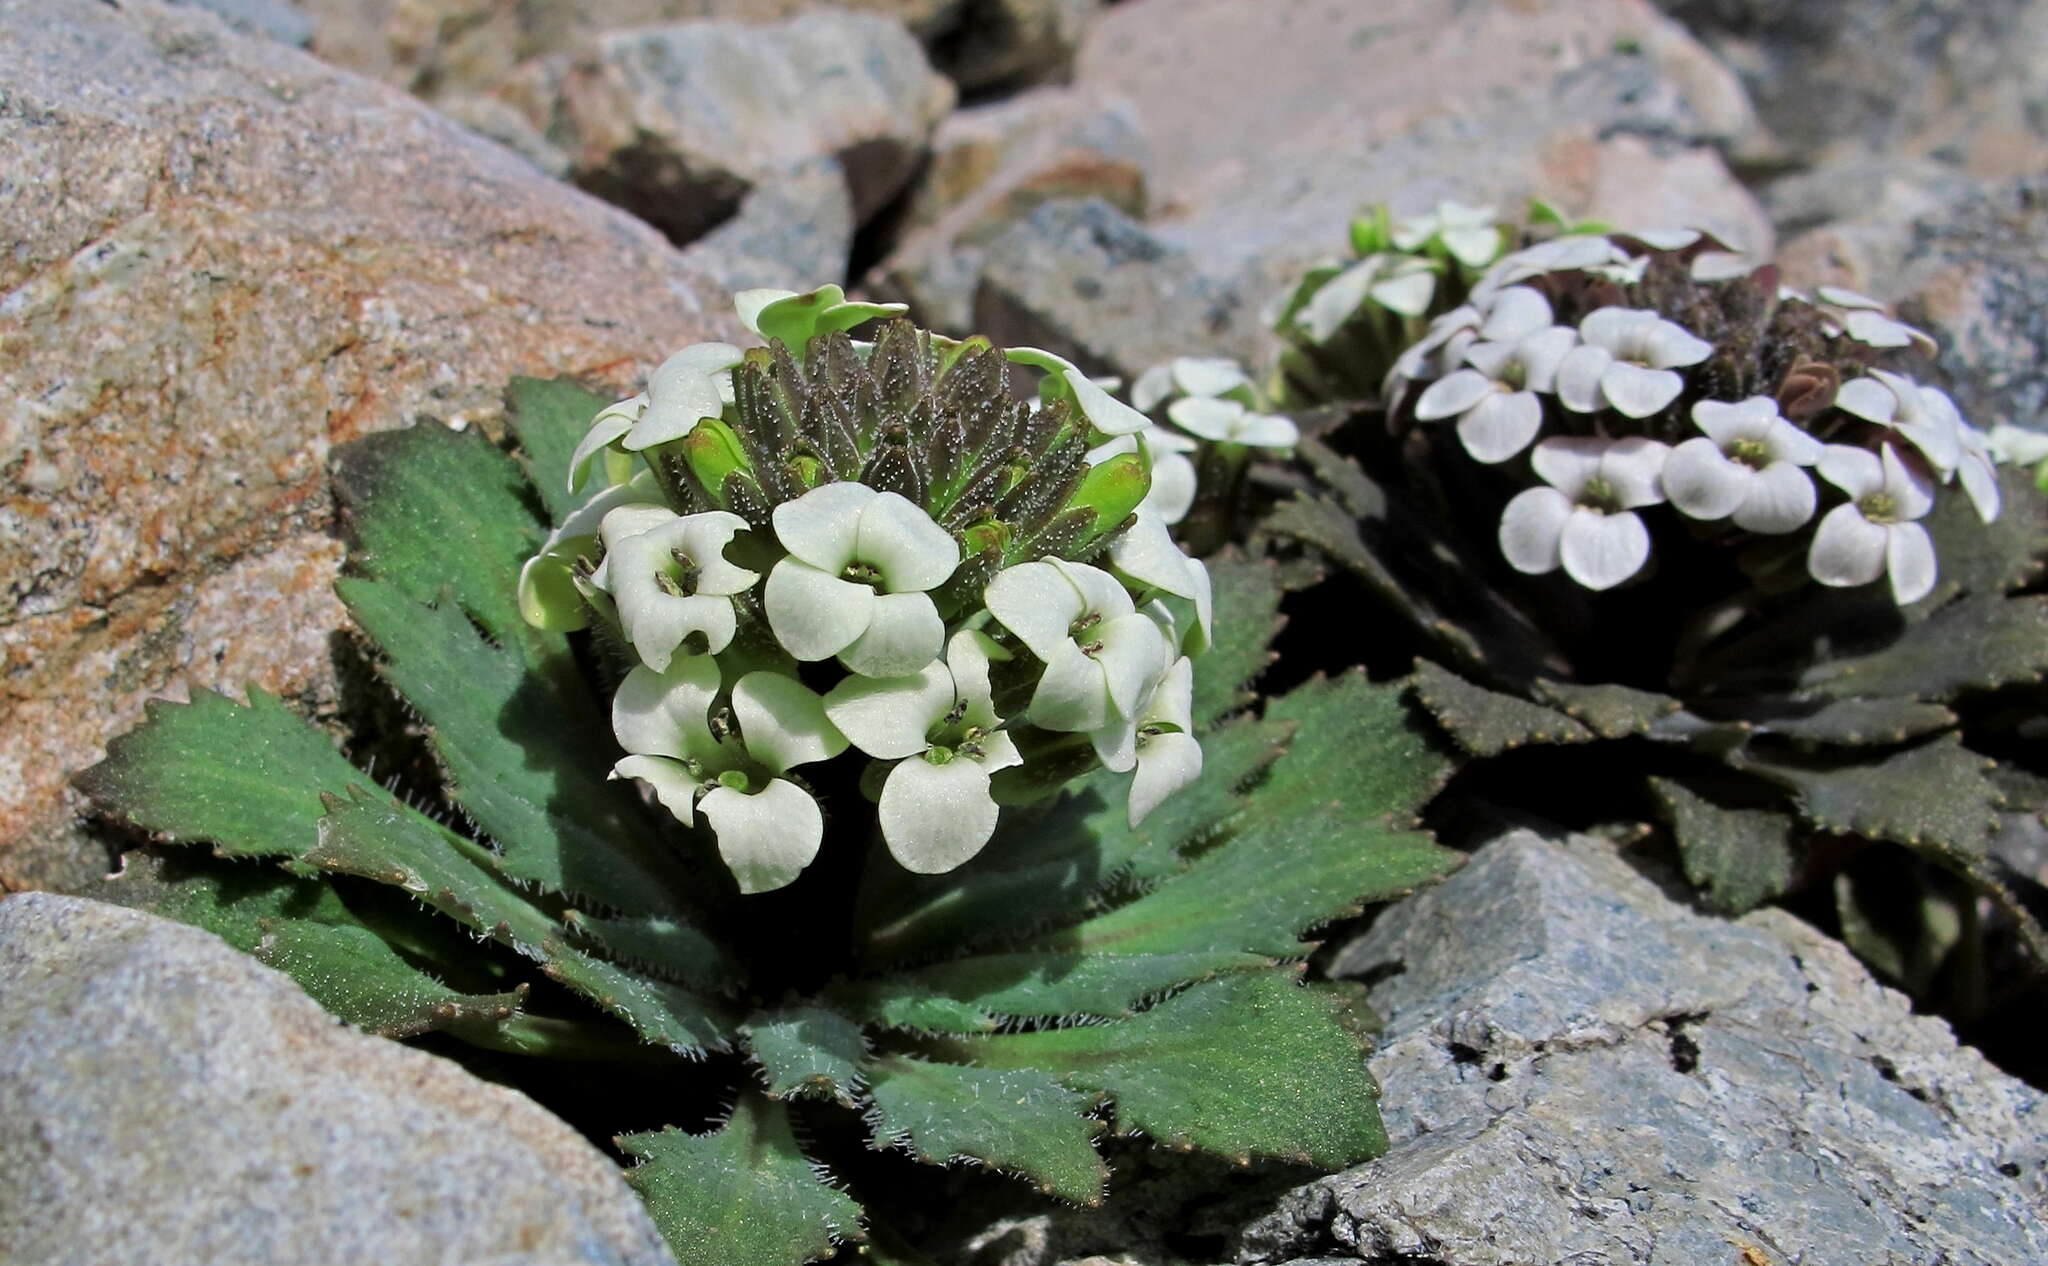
[1409,660,1594,755]
[866,1056,1108,1204]
[506,375,619,519]
[621,1096,863,1266]
[1647,775,1798,914]
[743,1005,868,1104]
[254,919,527,1039]
[1737,734,2001,858]
[1798,595,2048,701]
[954,972,1385,1167]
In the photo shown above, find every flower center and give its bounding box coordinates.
[922,744,957,767]
[656,548,700,596]
[840,560,883,587]
[1070,611,1106,657]
[1575,475,1624,515]
[1858,492,1899,524]
[715,768,752,792]
[1498,361,1528,391]
[1725,438,1771,470]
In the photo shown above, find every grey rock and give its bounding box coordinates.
[511,11,954,242]
[167,0,313,46]
[1241,832,2046,1266]
[436,90,575,178]
[0,892,676,1266]
[0,0,732,891]
[973,198,1257,379]
[679,155,856,292]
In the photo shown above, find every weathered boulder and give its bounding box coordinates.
[1240,832,2046,1266]
[936,0,1102,92]
[0,0,733,891]
[876,85,1149,334]
[0,891,677,1266]
[167,0,313,44]
[503,11,954,243]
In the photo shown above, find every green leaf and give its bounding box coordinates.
[1193,555,1284,726]
[253,919,527,1038]
[743,1005,868,1104]
[1261,671,1457,830]
[866,1057,1108,1204]
[875,948,1271,1021]
[1834,853,1968,994]
[621,1096,864,1266]
[1746,697,1957,746]
[1532,678,1682,740]
[954,972,1385,1167]
[74,688,370,859]
[1799,595,2048,701]
[540,941,734,1055]
[505,375,618,520]
[1409,661,1594,756]
[1737,734,2002,858]
[340,577,695,916]
[1647,775,1798,914]
[566,910,741,994]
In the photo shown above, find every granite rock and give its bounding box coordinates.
[1239,832,2046,1266]
[678,155,857,293]
[168,0,314,45]
[0,891,676,1266]
[509,11,954,241]
[0,0,732,891]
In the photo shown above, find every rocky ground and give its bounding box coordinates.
[2,1,2044,1263]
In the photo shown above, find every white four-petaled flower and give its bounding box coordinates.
[595,505,758,671]
[1662,398,1823,533]
[611,659,848,893]
[1166,396,1299,450]
[1412,291,1576,463]
[1813,287,1936,353]
[1834,369,1962,475]
[1556,307,1713,418]
[1808,444,1938,604]
[1130,357,1251,413]
[1499,436,1671,590]
[1005,347,1150,436]
[1392,201,1504,270]
[518,470,663,631]
[985,558,1172,733]
[763,482,960,678]
[1299,253,1439,343]
[824,631,1023,874]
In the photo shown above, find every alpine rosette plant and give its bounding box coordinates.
[76,287,1458,1265]
[1263,207,2048,1022]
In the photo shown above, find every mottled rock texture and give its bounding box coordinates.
[0,891,678,1266]
[1241,833,2047,1266]
[0,0,731,891]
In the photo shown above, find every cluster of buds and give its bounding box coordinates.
[1284,204,2018,606]
[519,288,1212,893]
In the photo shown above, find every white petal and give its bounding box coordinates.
[1879,444,1935,520]
[878,757,1000,874]
[1108,514,1200,600]
[1456,391,1544,464]
[1499,487,1572,575]
[1090,712,1140,773]
[1691,398,1763,448]
[1764,414,1825,466]
[1413,368,1495,421]
[1632,228,1703,251]
[1640,322,1714,368]
[1554,345,1613,413]
[1807,503,1888,588]
[568,401,640,492]
[1146,656,1195,733]
[1579,307,1659,353]
[841,591,944,678]
[1884,523,1938,605]
[675,511,759,596]
[1232,412,1300,448]
[856,491,959,594]
[611,755,700,826]
[651,342,744,391]
[1957,454,2001,524]
[621,590,737,671]
[1834,377,1900,425]
[1817,445,1883,499]
[612,659,719,760]
[1842,309,1914,349]
[764,559,875,662]
[1299,258,1378,342]
[1731,462,1817,534]
[1129,732,1203,828]
[734,288,798,336]
[1047,558,1135,619]
[1171,356,1249,399]
[1167,395,1246,443]
[1131,364,1175,413]
[1986,424,2048,465]
[599,503,680,553]
[1663,437,1749,521]
[1068,369,1150,436]
[1145,451,1198,524]
[1559,510,1651,590]
[734,671,846,773]
[1369,266,1437,317]
[824,663,955,760]
[984,561,1084,660]
[1599,363,1685,419]
[772,482,875,572]
[1094,613,1171,718]
[624,395,718,452]
[1599,437,1672,508]
[700,780,822,894]
[946,629,1006,727]
[1442,224,1504,269]
[1480,287,1552,342]
[1516,326,1578,390]
[1530,436,1606,495]
[1689,251,1754,281]
[1030,640,1110,733]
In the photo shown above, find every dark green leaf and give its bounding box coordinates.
[505,375,618,521]
[743,1005,868,1104]
[1647,775,1798,914]
[1746,697,1957,746]
[1532,678,1682,740]
[1834,854,1969,994]
[955,972,1385,1167]
[1193,555,1283,727]
[866,1056,1107,1204]
[566,910,741,993]
[874,948,1271,1020]
[74,688,369,859]
[540,941,734,1055]
[1409,661,1594,756]
[621,1096,864,1266]
[1738,734,2002,858]
[1799,596,2048,701]
[253,919,527,1038]
[1260,671,1458,831]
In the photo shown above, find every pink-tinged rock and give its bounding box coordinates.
[0,0,735,890]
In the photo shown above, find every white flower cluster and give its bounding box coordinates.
[1377,231,2013,604]
[1095,355,1300,527]
[520,289,1211,894]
